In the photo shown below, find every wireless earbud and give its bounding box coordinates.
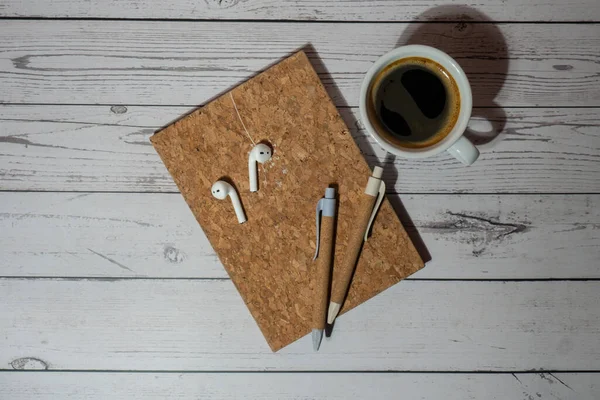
[248,143,272,192]
[211,180,247,224]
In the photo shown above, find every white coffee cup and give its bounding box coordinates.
[359,45,479,165]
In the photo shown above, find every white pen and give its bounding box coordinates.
[328,166,385,324]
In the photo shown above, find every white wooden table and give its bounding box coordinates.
[1,1,599,399]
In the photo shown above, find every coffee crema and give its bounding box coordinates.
[367,56,460,149]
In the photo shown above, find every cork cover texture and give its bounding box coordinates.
[150,51,424,351]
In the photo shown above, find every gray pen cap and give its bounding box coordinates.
[321,187,336,217]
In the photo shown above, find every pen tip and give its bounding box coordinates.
[327,302,341,325]
[312,329,323,351]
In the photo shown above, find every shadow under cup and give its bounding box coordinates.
[366,56,462,151]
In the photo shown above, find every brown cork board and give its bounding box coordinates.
[150,51,424,351]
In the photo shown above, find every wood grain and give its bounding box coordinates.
[0,193,600,279]
[1,279,599,371]
[1,21,599,107]
[1,0,599,21]
[1,192,598,280]
[1,372,598,399]
[2,106,598,193]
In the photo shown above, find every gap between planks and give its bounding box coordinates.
[1,0,599,21]
[1,277,600,282]
[1,369,599,373]
[4,104,600,109]
[2,17,600,23]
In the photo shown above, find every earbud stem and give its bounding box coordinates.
[230,192,247,224]
[249,158,258,192]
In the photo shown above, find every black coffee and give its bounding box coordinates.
[371,57,460,149]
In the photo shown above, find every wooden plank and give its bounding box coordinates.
[1,192,598,280]
[1,372,598,399]
[1,279,599,370]
[2,106,599,193]
[1,22,599,107]
[1,0,599,22]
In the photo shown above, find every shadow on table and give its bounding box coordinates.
[397,6,509,148]
[382,152,432,265]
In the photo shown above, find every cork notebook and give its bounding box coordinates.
[151,51,424,351]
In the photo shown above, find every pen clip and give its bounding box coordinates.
[313,198,324,261]
[364,180,386,241]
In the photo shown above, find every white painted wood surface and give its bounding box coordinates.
[1,0,599,22]
[1,372,597,400]
[1,192,598,279]
[1,0,600,397]
[1,22,599,107]
[2,279,599,371]
[2,106,599,193]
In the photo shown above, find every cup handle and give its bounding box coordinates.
[447,136,479,166]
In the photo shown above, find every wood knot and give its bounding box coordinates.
[204,0,240,8]
[11,357,49,370]
[452,22,472,37]
[553,65,573,71]
[110,105,128,114]
[164,246,185,263]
